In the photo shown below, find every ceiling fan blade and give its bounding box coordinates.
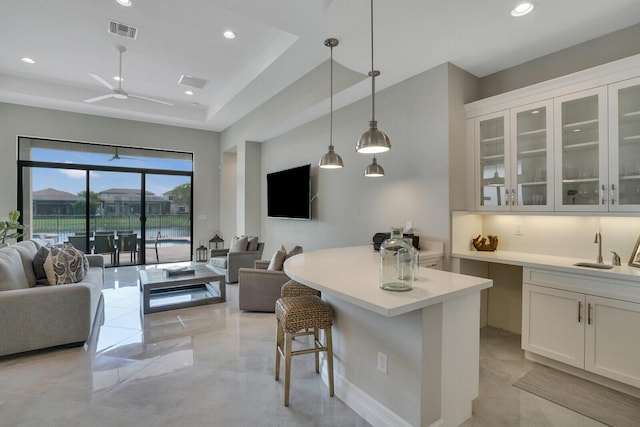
[84,94,117,103]
[89,73,115,91]
[128,93,174,106]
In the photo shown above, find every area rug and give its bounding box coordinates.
[513,365,640,427]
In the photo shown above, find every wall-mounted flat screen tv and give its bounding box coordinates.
[267,164,311,220]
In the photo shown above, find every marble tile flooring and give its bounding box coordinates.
[0,264,606,426]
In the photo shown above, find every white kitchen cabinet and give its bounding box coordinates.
[585,295,640,388]
[466,54,640,214]
[608,77,640,211]
[554,88,608,211]
[511,102,554,211]
[522,284,584,368]
[522,269,640,389]
[472,101,553,211]
[474,111,509,210]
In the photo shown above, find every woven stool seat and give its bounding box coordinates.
[275,293,334,406]
[280,280,321,298]
[276,295,332,333]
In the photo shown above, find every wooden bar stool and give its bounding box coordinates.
[275,293,334,406]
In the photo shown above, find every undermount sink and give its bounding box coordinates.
[573,262,615,270]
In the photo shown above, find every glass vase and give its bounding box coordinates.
[380,227,414,291]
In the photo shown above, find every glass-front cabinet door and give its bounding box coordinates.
[609,77,640,211]
[510,101,554,211]
[554,87,608,211]
[476,111,510,210]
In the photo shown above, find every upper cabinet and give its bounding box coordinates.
[471,101,553,212]
[466,54,640,214]
[609,77,640,211]
[475,111,509,210]
[554,88,608,212]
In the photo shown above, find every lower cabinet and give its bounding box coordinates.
[522,284,584,368]
[523,279,640,389]
[585,295,640,388]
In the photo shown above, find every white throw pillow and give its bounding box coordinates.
[267,245,287,271]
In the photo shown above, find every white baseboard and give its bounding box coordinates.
[320,363,413,427]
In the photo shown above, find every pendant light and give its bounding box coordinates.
[356,0,391,155]
[364,155,384,177]
[319,38,344,169]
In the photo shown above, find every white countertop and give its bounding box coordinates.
[453,249,640,283]
[284,246,492,317]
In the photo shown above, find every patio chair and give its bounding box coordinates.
[117,233,138,265]
[68,235,90,253]
[93,233,116,265]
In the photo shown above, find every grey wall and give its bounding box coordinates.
[258,63,473,261]
[0,103,220,253]
[479,23,640,99]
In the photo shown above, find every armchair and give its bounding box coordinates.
[238,260,291,312]
[209,242,264,284]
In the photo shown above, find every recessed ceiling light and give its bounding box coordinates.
[185,90,194,96]
[113,76,124,82]
[531,110,540,115]
[21,57,35,64]
[511,2,534,17]
[117,0,132,7]
[223,30,236,39]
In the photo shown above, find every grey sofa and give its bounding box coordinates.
[0,240,104,357]
[209,242,265,283]
[238,260,291,312]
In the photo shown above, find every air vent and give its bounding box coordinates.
[179,75,208,89]
[108,20,138,40]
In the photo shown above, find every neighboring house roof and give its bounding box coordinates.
[100,188,155,196]
[33,188,78,201]
[100,188,167,203]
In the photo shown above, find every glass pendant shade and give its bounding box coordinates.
[319,37,343,169]
[319,145,344,168]
[364,156,384,177]
[357,120,390,154]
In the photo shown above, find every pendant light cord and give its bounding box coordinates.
[370,0,375,122]
[330,42,334,148]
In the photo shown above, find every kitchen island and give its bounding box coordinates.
[284,246,492,427]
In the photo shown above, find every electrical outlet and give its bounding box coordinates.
[377,351,388,374]
[515,223,523,235]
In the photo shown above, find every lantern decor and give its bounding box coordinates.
[196,239,209,262]
[209,233,224,251]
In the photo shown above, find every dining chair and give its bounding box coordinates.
[93,233,116,265]
[117,233,138,265]
[68,235,89,253]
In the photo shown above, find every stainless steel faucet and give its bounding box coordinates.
[594,232,603,264]
[611,251,621,266]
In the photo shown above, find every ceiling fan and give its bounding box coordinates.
[108,147,141,161]
[85,46,173,106]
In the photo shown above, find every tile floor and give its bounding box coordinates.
[0,265,606,426]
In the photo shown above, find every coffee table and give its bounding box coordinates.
[139,263,225,314]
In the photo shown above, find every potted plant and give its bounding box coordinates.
[0,209,24,246]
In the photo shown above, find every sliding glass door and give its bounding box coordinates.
[144,174,192,264]
[18,137,194,267]
[89,171,143,267]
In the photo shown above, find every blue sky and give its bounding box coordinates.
[31,148,191,196]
